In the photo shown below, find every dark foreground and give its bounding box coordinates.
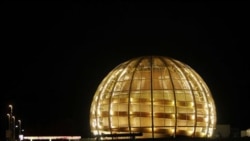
[80,137,250,141]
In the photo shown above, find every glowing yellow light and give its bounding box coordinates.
[109,110,114,115]
[23,136,81,140]
[89,56,217,139]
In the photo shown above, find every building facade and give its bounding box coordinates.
[90,56,217,139]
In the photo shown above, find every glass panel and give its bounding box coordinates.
[176,93,185,101]
[178,107,195,113]
[152,68,163,79]
[131,79,142,90]
[154,118,164,126]
[111,117,118,127]
[101,104,109,111]
[152,79,163,89]
[130,117,141,127]
[197,108,208,115]
[120,80,131,91]
[162,79,172,89]
[161,68,170,79]
[165,119,175,126]
[140,79,151,90]
[185,93,193,101]
[102,117,109,126]
[140,105,151,112]
[130,92,141,99]
[169,67,182,79]
[153,90,163,100]
[130,104,139,112]
[154,105,164,112]
[163,91,174,99]
[164,106,175,113]
[140,117,152,126]
[177,120,187,126]
[120,72,133,81]
[187,120,195,126]
[118,103,128,112]
[140,71,151,79]
[111,103,118,112]
[118,117,128,127]
[140,92,151,100]
[133,71,142,80]
[173,79,189,89]
[113,81,123,92]
[196,122,207,126]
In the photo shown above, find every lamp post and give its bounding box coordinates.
[9,105,13,113]
[6,113,11,141]
[8,105,13,141]
[12,116,15,141]
[9,105,13,130]
[9,105,13,118]
[7,114,11,130]
[18,120,21,141]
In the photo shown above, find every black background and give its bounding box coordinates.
[1,1,249,139]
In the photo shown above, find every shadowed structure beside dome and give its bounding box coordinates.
[90,56,216,139]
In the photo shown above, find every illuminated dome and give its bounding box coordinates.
[90,56,216,139]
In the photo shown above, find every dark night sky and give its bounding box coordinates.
[1,1,249,139]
